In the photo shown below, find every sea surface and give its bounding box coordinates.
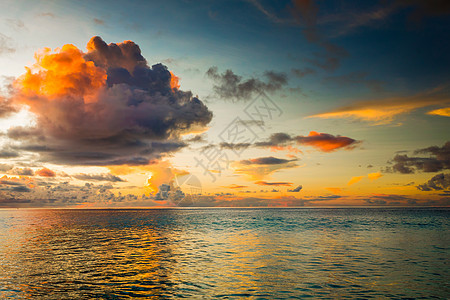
[0,208,448,299]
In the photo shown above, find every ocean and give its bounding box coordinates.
[0,208,448,299]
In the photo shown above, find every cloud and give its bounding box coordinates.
[417,173,450,191]
[224,184,248,189]
[325,187,342,193]
[11,185,31,192]
[0,97,18,118]
[348,176,364,185]
[37,12,55,18]
[255,181,292,186]
[291,68,315,78]
[364,198,387,205]
[235,119,265,127]
[219,142,251,151]
[0,33,15,55]
[387,141,450,174]
[206,67,287,101]
[288,185,303,192]
[0,148,19,158]
[36,168,56,177]
[180,193,339,207]
[154,183,185,204]
[0,180,165,208]
[368,172,383,181]
[254,131,359,152]
[214,130,358,154]
[295,131,359,152]
[289,0,348,71]
[427,107,450,117]
[73,173,125,182]
[93,18,105,25]
[240,156,296,165]
[185,134,207,143]
[255,132,293,147]
[233,156,298,180]
[364,194,420,206]
[8,167,34,176]
[309,85,450,124]
[0,164,13,172]
[6,36,212,166]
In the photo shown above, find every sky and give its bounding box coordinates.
[0,0,449,208]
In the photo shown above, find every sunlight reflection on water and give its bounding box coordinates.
[0,208,448,299]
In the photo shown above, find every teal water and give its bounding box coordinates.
[0,208,448,299]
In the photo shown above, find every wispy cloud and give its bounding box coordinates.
[309,85,450,124]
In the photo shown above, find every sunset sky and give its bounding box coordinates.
[0,0,449,207]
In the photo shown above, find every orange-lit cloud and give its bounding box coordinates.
[8,36,212,166]
[36,167,56,177]
[348,176,364,185]
[296,131,358,152]
[224,184,248,189]
[325,187,342,193]
[16,44,106,102]
[109,160,189,194]
[309,85,450,124]
[269,145,302,154]
[255,181,292,186]
[170,71,180,90]
[427,107,450,117]
[368,172,383,181]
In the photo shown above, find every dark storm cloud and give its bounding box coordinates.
[417,173,450,191]
[7,36,212,166]
[387,142,450,174]
[206,67,287,101]
[240,156,296,165]
[73,173,126,182]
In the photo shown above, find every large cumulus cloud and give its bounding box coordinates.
[7,36,212,166]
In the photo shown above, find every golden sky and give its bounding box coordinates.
[0,0,449,207]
